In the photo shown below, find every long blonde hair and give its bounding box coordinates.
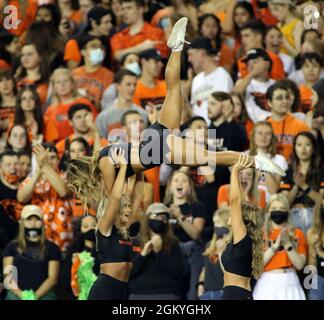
[203,207,232,257]
[164,170,198,205]
[17,219,46,257]
[249,121,277,157]
[49,68,79,105]
[242,201,263,279]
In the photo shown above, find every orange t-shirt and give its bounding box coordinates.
[45,97,97,141]
[299,84,314,113]
[19,173,73,252]
[144,166,160,203]
[72,66,114,110]
[16,79,49,106]
[238,50,285,81]
[251,0,278,26]
[219,43,234,71]
[133,79,167,108]
[64,39,81,63]
[1,0,38,36]
[263,228,307,272]
[55,134,108,160]
[69,10,82,25]
[217,184,266,209]
[267,114,310,160]
[110,22,168,59]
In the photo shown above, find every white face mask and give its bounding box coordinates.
[89,48,104,65]
[125,62,141,76]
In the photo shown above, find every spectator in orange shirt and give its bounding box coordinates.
[14,86,59,144]
[72,35,114,110]
[17,143,73,252]
[299,52,323,113]
[217,166,266,211]
[15,43,49,106]
[133,48,166,108]
[110,0,168,61]
[0,70,16,147]
[266,81,310,161]
[198,14,234,73]
[253,193,306,300]
[238,20,285,81]
[63,6,115,70]
[45,68,97,141]
[55,103,107,160]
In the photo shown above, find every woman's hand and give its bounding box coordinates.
[108,147,127,167]
[33,144,49,168]
[141,240,153,257]
[308,231,319,245]
[169,204,182,219]
[233,154,254,172]
[151,234,163,253]
[197,283,205,298]
[272,228,286,251]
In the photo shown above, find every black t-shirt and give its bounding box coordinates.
[204,256,224,291]
[2,240,62,291]
[0,181,19,249]
[208,121,247,152]
[172,202,207,243]
[279,165,324,207]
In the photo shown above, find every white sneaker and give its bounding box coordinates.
[167,17,189,52]
[254,152,286,176]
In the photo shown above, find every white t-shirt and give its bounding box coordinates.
[279,52,295,76]
[245,78,275,123]
[191,66,234,125]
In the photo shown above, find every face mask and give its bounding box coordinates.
[25,227,42,239]
[270,210,289,225]
[89,48,104,65]
[321,208,324,222]
[81,229,96,241]
[214,226,229,238]
[149,219,167,234]
[125,62,141,76]
[128,221,141,237]
[3,173,20,184]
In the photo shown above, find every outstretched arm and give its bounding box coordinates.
[229,155,252,244]
[98,148,127,235]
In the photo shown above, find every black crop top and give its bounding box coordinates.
[221,234,253,278]
[96,225,134,264]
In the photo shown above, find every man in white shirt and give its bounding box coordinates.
[188,37,234,125]
[233,48,275,123]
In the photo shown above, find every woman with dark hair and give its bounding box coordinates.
[0,70,17,151]
[198,14,234,72]
[128,202,186,300]
[280,131,324,233]
[24,21,66,72]
[6,124,32,156]
[311,99,324,164]
[15,43,50,105]
[36,4,62,31]
[2,205,61,300]
[59,214,99,300]
[14,86,59,143]
[0,32,20,70]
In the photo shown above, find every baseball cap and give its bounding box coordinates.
[21,205,43,220]
[140,49,162,60]
[242,48,272,64]
[146,203,170,218]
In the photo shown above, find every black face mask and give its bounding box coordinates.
[270,210,289,225]
[149,219,167,234]
[128,221,141,237]
[25,227,42,239]
[321,208,324,222]
[81,229,96,242]
[214,226,229,239]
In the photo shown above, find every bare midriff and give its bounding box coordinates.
[223,271,251,291]
[100,262,133,282]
